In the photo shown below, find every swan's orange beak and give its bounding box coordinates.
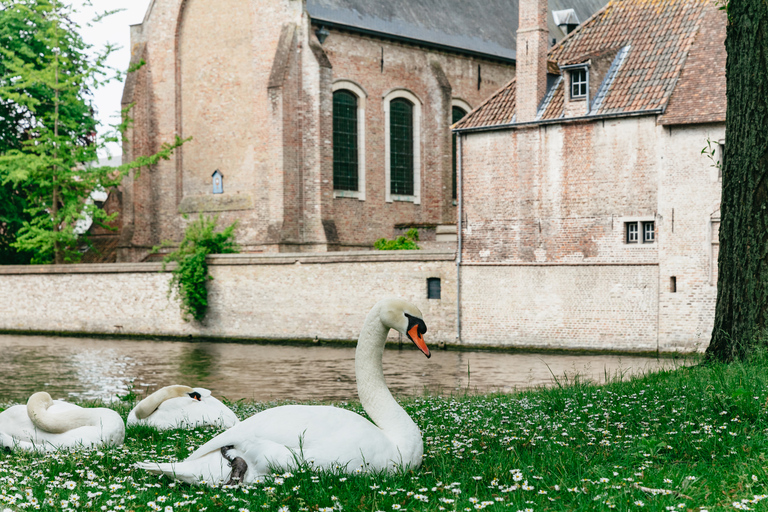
[408,324,431,358]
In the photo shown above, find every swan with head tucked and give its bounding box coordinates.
[127,385,239,430]
[136,297,430,485]
[0,392,125,452]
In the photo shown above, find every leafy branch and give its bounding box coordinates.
[156,214,239,322]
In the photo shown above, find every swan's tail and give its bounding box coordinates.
[135,450,231,486]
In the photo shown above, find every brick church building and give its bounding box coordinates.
[117,0,605,261]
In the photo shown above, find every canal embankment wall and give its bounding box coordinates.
[0,250,458,345]
[0,249,709,352]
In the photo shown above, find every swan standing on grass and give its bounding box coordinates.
[0,392,124,452]
[127,385,239,430]
[136,297,430,485]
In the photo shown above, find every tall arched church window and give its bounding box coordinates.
[384,89,421,203]
[390,98,414,196]
[333,90,358,191]
[452,106,467,201]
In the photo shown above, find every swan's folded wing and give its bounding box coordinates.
[136,450,230,486]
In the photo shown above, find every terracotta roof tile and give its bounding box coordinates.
[456,0,725,129]
[659,5,726,124]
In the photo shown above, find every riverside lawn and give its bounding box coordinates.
[1,355,768,512]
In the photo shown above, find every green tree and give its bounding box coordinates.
[707,0,768,361]
[0,0,184,264]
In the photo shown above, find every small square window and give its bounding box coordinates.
[643,221,655,243]
[626,221,655,244]
[570,68,587,99]
[427,278,441,299]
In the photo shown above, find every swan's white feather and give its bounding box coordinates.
[0,400,124,452]
[135,298,428,486]
[127,388,238,430]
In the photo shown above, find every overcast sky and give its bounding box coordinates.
[68,0,153,157]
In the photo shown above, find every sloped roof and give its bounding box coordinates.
[455,0,726,129]
[306,0,608,62]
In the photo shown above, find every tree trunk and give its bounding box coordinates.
[707,0,768,361]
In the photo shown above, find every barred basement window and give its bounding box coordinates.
[333,90,358,191]
[427,278,441,299]
[570,68,587,99]
[452,106,467,201]
[390,98,414,196]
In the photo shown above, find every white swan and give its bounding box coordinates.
[0,392,125,452]
[136,297,430,485]
[127,385,239,430]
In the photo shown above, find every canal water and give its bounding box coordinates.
[0,335,687,403]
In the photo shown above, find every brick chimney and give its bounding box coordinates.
[516,0,549,122]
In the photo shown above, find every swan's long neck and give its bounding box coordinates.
[27,393,102,434]
[355,308,421,451]
[134,385,194,419]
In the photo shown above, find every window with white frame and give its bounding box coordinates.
[626,221,655,244]
[332,80,366,200]
[570,67,588,99]
[384,89,421,203]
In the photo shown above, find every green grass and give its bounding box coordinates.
[1,354,768,511]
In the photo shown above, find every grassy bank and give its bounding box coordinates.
[1,355,767,511]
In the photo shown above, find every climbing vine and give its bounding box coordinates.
[157,214,239,322]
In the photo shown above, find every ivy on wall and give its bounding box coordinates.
[157,214,239,322]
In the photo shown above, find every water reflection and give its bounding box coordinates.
[0,335,687,403]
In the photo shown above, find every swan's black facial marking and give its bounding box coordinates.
[404,313,427,335]
[188,391,202,401]
[404,313,430,358]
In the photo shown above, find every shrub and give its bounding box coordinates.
[157,214,239,322]
[374,228,420,250]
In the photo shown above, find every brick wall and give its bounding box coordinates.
[0,251,456,344]
[460,264,659,351]
[321,30,513,248]
[656,123,724,352]
[459,116,722,352]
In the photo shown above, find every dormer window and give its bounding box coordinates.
[570,68,588,99]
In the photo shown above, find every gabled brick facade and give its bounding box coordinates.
[455,0,726,352]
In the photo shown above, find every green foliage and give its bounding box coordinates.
[374,227,420,250]
[158,214,239,322]
[6,353,768,510]
[0,0,186,264]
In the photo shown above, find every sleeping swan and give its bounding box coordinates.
[0,392,124,452]
[136,297,430,485]
[127,385,239,430]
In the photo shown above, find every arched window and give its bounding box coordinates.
[333,90,359,191]
[452,106,467,201]
[384,89,421,203]
[390,98,414,196]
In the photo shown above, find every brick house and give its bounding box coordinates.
[117,0,606,261]
[454,0,725,352]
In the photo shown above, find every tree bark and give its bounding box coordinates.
[707,0,768,361]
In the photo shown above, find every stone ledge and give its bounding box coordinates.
[178,193,254,213]
[208,249,457,265]
[0,250,456,274]
[0,262,170,275]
